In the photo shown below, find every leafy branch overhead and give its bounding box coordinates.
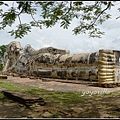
[0,1,118,38]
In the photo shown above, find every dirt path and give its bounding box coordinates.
[7,76,120,93]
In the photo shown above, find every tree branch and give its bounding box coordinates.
[30,9,40,27]
[89,2,112,27]
[60,1,72,19]
[18,15,21,24]
[17,7,24,16]
[24,2,28,13]
[17,2,28,16]
[31,13,36,22]
[12,2,14,7]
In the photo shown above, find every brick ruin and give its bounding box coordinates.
[2,41,120,86]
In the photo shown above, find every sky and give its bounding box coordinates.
[0,1,120,54]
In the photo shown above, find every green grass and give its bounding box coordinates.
[0,81,22,91]
[0,79,88,105]
[0,92,4,98]
[0,92,11,102]
[0,78,120,118]
[0,78,120,107]
[25,88,86,105]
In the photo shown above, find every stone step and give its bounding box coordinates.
[1,90,46,107]
[0,75,7,79]
[20,75,27,78]
[41,78,98,85]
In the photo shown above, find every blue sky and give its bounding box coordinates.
[0,1,120,54]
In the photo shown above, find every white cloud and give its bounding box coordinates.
[0,1,120,54]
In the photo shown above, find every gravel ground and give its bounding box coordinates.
[7,76,120,93]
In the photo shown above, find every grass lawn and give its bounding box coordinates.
[0,78,120,118]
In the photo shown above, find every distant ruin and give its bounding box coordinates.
[2,41,120,86]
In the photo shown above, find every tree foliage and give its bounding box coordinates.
[0,1,118,39]
[0,45,7,58]
[0,44,7,70]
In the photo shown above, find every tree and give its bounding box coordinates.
[0,45,7,70]
[0,1,118,39]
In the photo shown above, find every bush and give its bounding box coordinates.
[0,63,3,71]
